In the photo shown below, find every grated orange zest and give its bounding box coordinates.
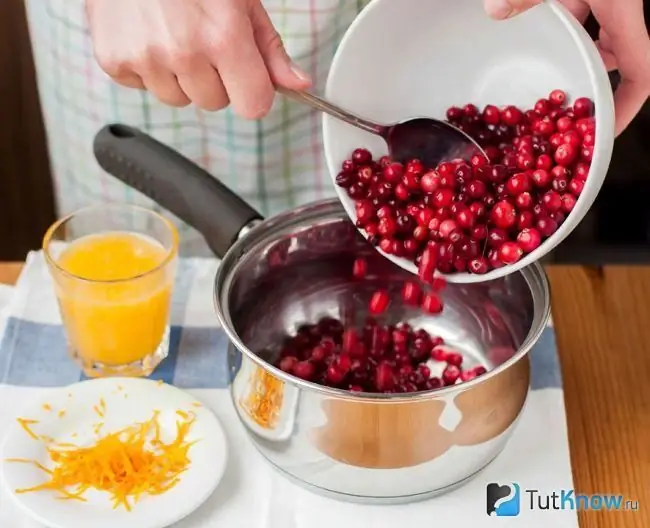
[58,410,66,419]
[16,418,40,440]
[8,410,197,511]
[42,404,52,412]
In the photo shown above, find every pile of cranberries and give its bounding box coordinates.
[335,90,596,280]
[271,257,486,394]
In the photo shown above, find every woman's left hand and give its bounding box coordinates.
[483,0,650,136]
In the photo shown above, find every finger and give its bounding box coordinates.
[596,44,618,71]
[249,1,311,90]
[141,65,191,107]
[613,79,649,135]
[176,61,229,111]
[112,72,146,90]
[596,30,617,71]
[483,0,542,20]
[589,0,650,135]
[203,9,275,119]
[558,0,591,23]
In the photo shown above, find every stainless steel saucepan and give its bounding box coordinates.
[93,124,551,504]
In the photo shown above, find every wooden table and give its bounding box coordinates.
[0,263,647,526]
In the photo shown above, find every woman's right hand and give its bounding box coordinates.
[86,0,312,119]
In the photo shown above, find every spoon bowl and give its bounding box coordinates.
[279,88,483,168]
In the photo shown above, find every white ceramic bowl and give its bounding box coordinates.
[323,0,614,283]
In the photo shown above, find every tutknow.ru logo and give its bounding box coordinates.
[486,483,639,517]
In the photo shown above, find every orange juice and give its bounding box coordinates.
[55,231,175,366]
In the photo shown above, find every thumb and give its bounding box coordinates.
[484,0,543,20]
[249,2,312,89]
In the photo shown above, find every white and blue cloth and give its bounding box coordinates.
[0,252,577,527]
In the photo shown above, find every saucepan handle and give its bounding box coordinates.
[93,124,263,258]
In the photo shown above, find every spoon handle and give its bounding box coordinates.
[277,87,386,137]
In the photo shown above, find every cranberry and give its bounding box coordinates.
[491,200,517,229]
[506,172,532,195]
[383,162,403,183]
[467,179,487,199]
[421,292,443,314]
[446,106,463,121]
[518,210,534,230]
[446,352,463,367]
[537,217,559,237]
[483,104,501,125]
[515,192,534,210]
[352,148,372,165]
[517,228,542,253]
[418,247,437,283]
[542,190,562,212]
[433,188,454,208]
[573,97,594,118]
[352,258,368,279]
[549,89,567,106]
[556,116,574,133]
[554,143,578,166]
[568,178,584,196]
[442,365,461,386]
[279,356,298,373]
[534,98,551,116]
[469,257,489,274]
[375,361,396,392]
[369,290,390,315]
[293,361,315,380]
[402,281,422,306]
[498,242,524,264]
[501,106,523,126]
[531,169,551,188]
[561,193,577,213]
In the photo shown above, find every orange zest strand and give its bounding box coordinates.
[240,367,284,429]
[8,411,197,511]
[5,458,53,475]
[16,418,40,440]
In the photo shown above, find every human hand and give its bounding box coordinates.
[483,0,650,136]
[86,0,312,119]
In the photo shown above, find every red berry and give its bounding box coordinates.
[498,242,524,264]
[369,290,390,315]
[401,281,422,306]
[352,258,368,279]
[421,293,443,314]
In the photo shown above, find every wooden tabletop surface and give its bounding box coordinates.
[0,262,647,526]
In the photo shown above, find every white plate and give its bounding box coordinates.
[0,378,227,528]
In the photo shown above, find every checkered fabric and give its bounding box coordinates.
[24,0,370,256]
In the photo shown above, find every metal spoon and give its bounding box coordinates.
[277,87,484,168]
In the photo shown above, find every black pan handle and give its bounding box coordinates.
[93,124,263,258]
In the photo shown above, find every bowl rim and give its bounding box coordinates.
[322,0,615,285]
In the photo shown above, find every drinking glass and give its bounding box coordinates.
[43,204,178,377]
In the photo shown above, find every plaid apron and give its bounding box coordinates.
[24,0,369,256]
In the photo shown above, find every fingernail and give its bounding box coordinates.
[485,0,514,19]
[290,62,311,83]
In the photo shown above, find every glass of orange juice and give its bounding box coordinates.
[43,204,179,378]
